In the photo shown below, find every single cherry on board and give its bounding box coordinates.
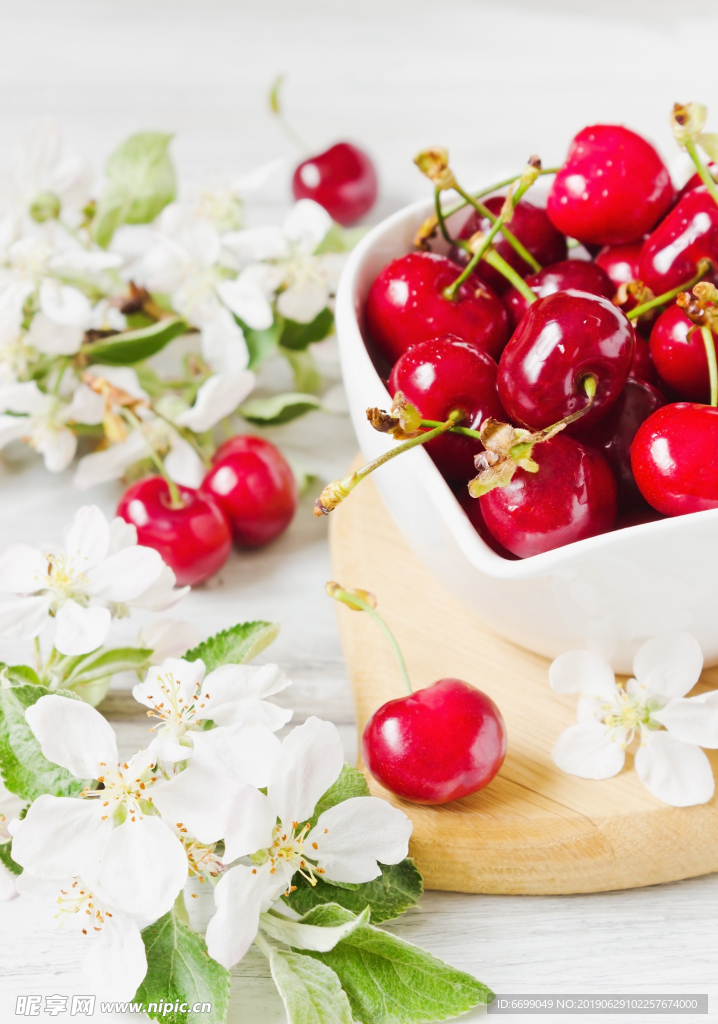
[479,434,617,558]
[639,187,718,295]
[202,436,298,548]
[292,142,378,225]
[547,124,674,246]
[388,335,504,481]
[117,476,232,586]
[503,258,614,328]
[497,289,635,431]
[631,403,718,515]
[365,251,509,366]
[649,303,712,402]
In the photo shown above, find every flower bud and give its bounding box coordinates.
[29,191,61,223]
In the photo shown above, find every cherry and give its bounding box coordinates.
[365,251,509,366]
[503,259,614,328]
[202,436,298,548]
[595,241,643,290]
[292,142,378,225]
[452,195,567,293]
[639,187,718,295]
[117,476,232,586]
[388,336,504,481]
[581,377,665,511]
[629,332,657,384]
[479,434,617,558]
[677,162,718,200]
[457,490,519,559]
[631,403,718,515]
[497,290,635,431]
[362,678,507,805]
[547,125,674,246]
[648,303,711,402]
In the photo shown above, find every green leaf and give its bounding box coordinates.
[314,223,367,255]
[239,392,322,426]
[3,665,40,686]
[306,924,493,1024]
[185,620,279,673]
[309,763,369,828]
[285,858,423,924]
[94,132,177,247]
[261,904,370,952]
[67,647,152,686]
[279,309,334,351]
[244,319,283,369]
[269,948,353,1024]
[136,908,230,1024]
[280,348,322,394]
[0,839,22,876]
[0,684,88,801]
[83,317,188,366]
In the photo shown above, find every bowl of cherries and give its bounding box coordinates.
[330,103,718,673]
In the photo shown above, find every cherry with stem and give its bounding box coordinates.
[625,260,712,321]
[326,583,412,695]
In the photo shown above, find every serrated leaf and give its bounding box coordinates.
[94,131,177,247]
[0,839,22,876]
[239,392,322,426]
[285,858,423,924]
[83,317,188,365]
[0,684,88,801]
[308,763,369,828]
[270,948,353,1024]
[307,924,493,1024]
[262,904,369,952]
[136,908,230,1024]
[185,620,279,673]
[244,319,283,369]
[67,647,152,686]
[279,309,334,351]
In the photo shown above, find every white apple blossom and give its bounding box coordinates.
[188,160,283,233]
[550,633,718,806]
[0,777,24,901]
[0,504,178,655]
[223,199,346,324]
[0,379,102,472]
[8,119,93,225]
[200,716,412,969]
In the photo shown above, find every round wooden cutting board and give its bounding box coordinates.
[328,463,718,896]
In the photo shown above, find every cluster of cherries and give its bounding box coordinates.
[116,436,298,585]
[358,114,718,559]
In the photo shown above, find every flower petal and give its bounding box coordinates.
[9,795,111,878]
[86,544,164,602]
[205,863,267,969]
[222,226,289,263]
[269,716,344,826]
[190,723,281,789]
[39,279,91,327]
[0,414,28,451]
[82,910,147,1003]
[198,663,292,726]
[633,632,704,700]
[276,279,328,325]
[26,694,118,777]
[216,277,274,330]
[130,564,188,612]
[308,796,412,884]
[73,432,148,489]
[222,786,275,863]
[0,543,49,593]
[0,595,51,641]
[133,657,206,712]
[0,861,17,900]
[549,650,618,700]
[551,723,625,780]
[283,199,332,254]
[63,505,110,570]
[96,816,187,920]
[36,424,77,473]
[174,370,256,432]
[653,691,718,748]
[165,436,205,489]
[26,312,85,356]
[635,731,715,806]
[53,599,111,655]
[200,306,249,374]
[108,516,137,553]
[62,383,105,424]
[151,765,243,845]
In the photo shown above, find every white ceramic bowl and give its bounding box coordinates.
[335,195,718,673]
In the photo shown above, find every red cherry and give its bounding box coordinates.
[361,678,506,805]
[497,290,635,431]
[595,241,643,289]
[631,403,718,515]
[457,490,519,559]
[202,436,298,548]
[388,336,504,481]
[547,125,673,246]
[649,303,711,402]
[639,187,718,295]
[365,251,509,366]
[292,142,377,226]
[677,163,718,200]
[117,476,231,586]
[453,195,567,293]
[629,332,657,384]
[503,258,614,328]
[581,377,665,511]
[479,434,617,558]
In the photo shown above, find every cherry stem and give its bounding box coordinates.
[268,75,311,154]
[439,166,560,221]
[482,248,538,304]
[434,187,453,245]
[121,408,184,509]
[326,583,413,696]
[627,261,712,320]
[451,184,541,273]
[701,325,718,406]
[685,139,718,211]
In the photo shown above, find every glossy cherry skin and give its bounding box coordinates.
[117,476,232,586]
[361,678,507,805]
[497,290,635,431]
[595,241,642,289]
[202,436,298,548]
[649,304,711,402]
[639,187,718,295]
[547,125,673,246]
[631,403,718,515]
[388,336,504,481]
[503,259,614,328]
[581,377,665,511]
[458,490,519,559]
[480,435,617,558]
[677,163,718,200]
[365,252,509,365]
[629,333,657,384]
[292,142,377,225]
[453,195,567,293]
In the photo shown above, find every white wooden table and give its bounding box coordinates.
[1,2,718,1021]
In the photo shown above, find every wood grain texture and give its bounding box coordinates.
[330,462,718,896]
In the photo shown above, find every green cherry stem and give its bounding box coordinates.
[326,583,412,696]
[451,184,541,273]
[121,408,185,509]
[439,166,561,222]
[685,138,718,211]
[701,325,718,406]
[482,248,538,304]
[434,187,453,245]
[626,261,712,320]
